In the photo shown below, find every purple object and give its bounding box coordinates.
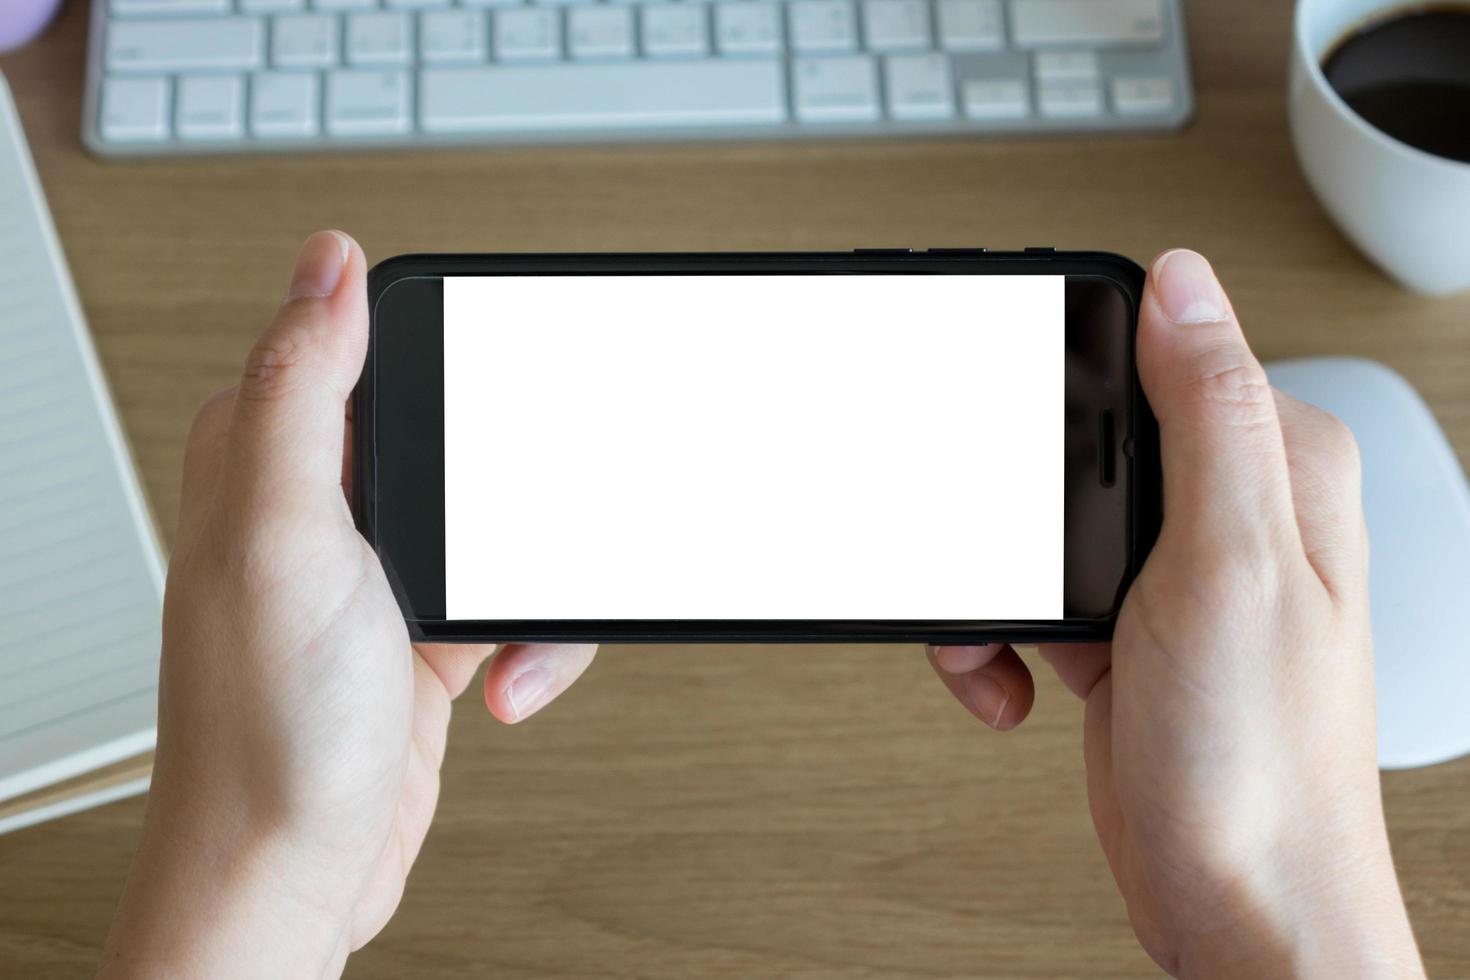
[0,0,64,53]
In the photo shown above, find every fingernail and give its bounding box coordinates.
[963,673,1011,729]
[286,230,351,302]
[506,668,555,722]
[1152,249,1228,324]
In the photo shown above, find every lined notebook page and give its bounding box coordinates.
[0,72,164,807]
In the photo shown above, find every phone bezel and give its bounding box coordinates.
[356,250,1160,644]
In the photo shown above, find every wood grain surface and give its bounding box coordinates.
[2,1,1468,976]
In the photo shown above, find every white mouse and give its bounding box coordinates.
[1266,357,1470,770]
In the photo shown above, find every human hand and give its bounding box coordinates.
[928,250,1423,978]
[99,232,597,978]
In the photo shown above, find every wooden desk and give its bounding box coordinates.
[2,2,1468,975]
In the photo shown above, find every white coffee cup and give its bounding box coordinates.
[1289,0,1470,295]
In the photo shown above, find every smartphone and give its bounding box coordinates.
[355,250,1160,644]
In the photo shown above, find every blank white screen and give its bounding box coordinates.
[443,274,1064,620]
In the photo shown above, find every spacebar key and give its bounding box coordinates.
[421,61,788,132]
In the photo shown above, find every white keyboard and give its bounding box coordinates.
[84,0,1193,154]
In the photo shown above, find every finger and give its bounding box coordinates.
[931,642,1006,674]
[414,642,499,701]
[483,643,599,723]
[223,231,368,519]
[1272,390,1368,596]
[1137,250,1299,553]
[1037,642,1112,700]
[926,644,1035,731]
[175,386,237,551]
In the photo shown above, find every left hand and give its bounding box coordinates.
[100,231,597,977]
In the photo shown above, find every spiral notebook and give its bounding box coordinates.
[0,73,164,835]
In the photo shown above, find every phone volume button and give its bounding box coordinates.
[852,248,915,255]
[1023,246,1056,253]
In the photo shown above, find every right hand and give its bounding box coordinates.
[929,250,1423,977]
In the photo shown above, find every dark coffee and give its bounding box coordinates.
[1322,6,1470,164]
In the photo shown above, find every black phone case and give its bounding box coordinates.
[356,250,1161,644]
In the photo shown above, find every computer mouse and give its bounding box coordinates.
[0,0,63,53]
[1266,357,1470,770]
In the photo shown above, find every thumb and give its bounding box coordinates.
[1136,249,1298,554]
[224,231,367,514]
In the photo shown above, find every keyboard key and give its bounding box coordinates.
[792,55,877,121]
[239,0,304,11]
[460,0,522,6]
[100,77,170,142]
[106,19,264,73]
[1010,0,1164,48]
[961,77,1027,118]
[495,8,560,60]
[885,52,953,119]
[568,7,635,59]
[716,3,782,55]
[1034,50,1097,78]
[1111,75,1174,115]
[420,61,786,131]
[250,72,321,136]
[642,5,709,57]
[313,0,377,10]
[937,0,1001,50]
[347,12,414,66]
[327,70,413,134]
[862,0,929,52]
[535,0,597,7]
[175,74,244,140]
[789,1,856,52]
[272,14,340,68]
[1037,77,1102,116]
[386,0,450,7]
[111,0,229,13]
[420,10,488,63]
